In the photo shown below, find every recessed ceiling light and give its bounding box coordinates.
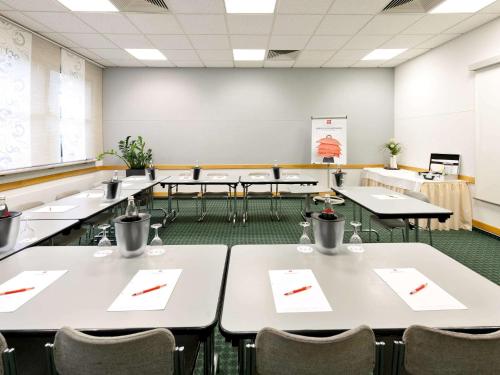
[56,0,118,12]
[125,49,166,61]
[430,0,495,13]
[225,0,276,13]
[233,49,266,61]
[362,49,407,61]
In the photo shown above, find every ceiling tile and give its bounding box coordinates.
[264,60,294,67]
[2,0,66,11]
[234,61,263,68]
[480,1,500,13]
[125,13,183,34]
[204,60,234,67]
[316,15,371,35]
[322,59,356,67]
[226,14,273,35]
[76,13,139,34]
[24,12,95,33]
[189,35,230,49]
[105,34,154,49]
[62,33,117,49]
[272,15,323,35]
[167,0,225,14]
[444,13,498,34]
[177,14,227,34]
[42,32,80,47]
[0,2,12,10]
[89,48,134,60]
[332,49,371,59]
[353,60,383,67]
[162,49,199,61]
[298,50,335,61]
[71,47,103,61]
[306,35,350,50]
[107,58,145,67]
[148,34,193,50]
[197,49,232,60]
[329,0,388,14]
[230,35,268,49]
[381,34,433,49]
[415,33,459,49]
[403,14,470,34]
[277,0,333,14]
[174,60,204,67]
[268,35,310,49]
[1,10,53,32]
[294,60,324,67]
[145,60,176,67]
[380,58,408,67]
[359,14,423,35]
[342,34,392,49]
[396,48,429,60]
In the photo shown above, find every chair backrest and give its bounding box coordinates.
[11,201,44,212]
[53,327,176,375]
[0,333,6,375]
[404,190,430,203]
[255,325,376,375]
[403,325,500,375]
[55,191,80,201]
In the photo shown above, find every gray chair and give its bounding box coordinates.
[171,173,201,220]
[245,325,384,375]
[11,201,44,212]
[200,173,232,221]
[393,325,500,375]
[1,333,17,375]
[244,173,275,221]
[46,327,184,375]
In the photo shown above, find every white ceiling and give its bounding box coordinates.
[0,0,499,68]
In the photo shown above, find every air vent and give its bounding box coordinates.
[382,0,443,13]
[267,50,300,61]
[110,0,168,13]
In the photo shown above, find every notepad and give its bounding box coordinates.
[372,194,407,200]
[33,205,76,213]
[269,269,332,313]
[374,268,467,311]
[0,271,67,313]
[75,192,103,199]
[108,269,182,312]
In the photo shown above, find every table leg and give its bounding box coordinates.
[415,218,420,242]
[274,184,280,221]
[232,184,238,224]
[238,339,246,375]
[242,185,248,224]
[302,193,312,219]
[198,185,207,222]
[404,219,411,242]
[162,184,178,226]
[204,330,215,375]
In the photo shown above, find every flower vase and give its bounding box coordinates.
[389,155,398,169]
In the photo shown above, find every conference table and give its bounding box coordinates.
[332,186,453,242]
[220,243,500,373]
[0,244,227,375]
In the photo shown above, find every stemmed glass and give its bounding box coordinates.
[147,223,165,256]
[348,221,364,253]
[297,221,314,254]
[19,214,37,244]
[94,224,113,257]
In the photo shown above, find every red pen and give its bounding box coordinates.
[0,287,35,296]
[132,284,167,297]
[284,285,312,296]
[409,283,428,295]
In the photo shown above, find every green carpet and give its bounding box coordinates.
[70,197,499,374]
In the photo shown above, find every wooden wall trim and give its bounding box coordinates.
[472,219,500,236]
[152,163,384,170]
[399,165,475,184]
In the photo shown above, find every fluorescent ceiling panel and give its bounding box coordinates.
[125,49,167,60]
[233,49,266,61]
[362,48,407,60]
[430,0,496,13]
[225,0,276,13]
[56,0,118,12]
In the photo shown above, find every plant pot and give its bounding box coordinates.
[389,156,398,169]
[126,168,146,177]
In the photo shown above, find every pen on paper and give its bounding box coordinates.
[410,283,428,295]
[0,287,35,296]
[284,285,312,296]
[132,284,167,297]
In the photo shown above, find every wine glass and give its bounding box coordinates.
[147,223,165,256]
[348,221,364,253]
[94,224,113,257]
[297,221,314,254]
[19,215,37,244]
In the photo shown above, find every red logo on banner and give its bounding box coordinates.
[326,119,332,125]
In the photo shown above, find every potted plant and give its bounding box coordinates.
[382,138,402,169]
[97,136,153,177]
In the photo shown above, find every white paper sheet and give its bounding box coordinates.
[108,269,182,312]
[372,194,407,200]
[75,192,103,199]
[284,174,299,179]
[250,175,267,180]
[374,268,467,311]
[32,205,76,213]
[269,269,332,313]
[0,271,67,313]
[125,176,147,181]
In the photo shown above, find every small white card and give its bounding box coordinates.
[33,205,76,213]
[0,271,67,313]
[269,269,332,313]
[75,192,103,199]
[126,176,147,181]
[372,194,407,200]
[374,268,467,311]
[108,269,182,312]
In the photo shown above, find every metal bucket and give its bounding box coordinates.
[310,212,345,255]
[113,213,151,258]
[272,166,280,179]
[193,167,201,180]
[0,211,21,253]
[102,180,122,201]
[333,172,346,188]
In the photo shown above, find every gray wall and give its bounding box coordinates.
[103,68,394,164]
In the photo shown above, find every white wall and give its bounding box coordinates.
[395,17,500,229]
[103,68,394,165]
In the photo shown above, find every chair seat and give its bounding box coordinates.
[371,215,405,229]
[202,192,229,198]
[172,192,201,197]
[247,191,272,197]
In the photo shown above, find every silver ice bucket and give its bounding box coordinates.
[102,180,122,201]
[0,211,21,253]
[311,212,345,255]
[114,213,151,258]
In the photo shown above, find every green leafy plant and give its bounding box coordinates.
[382,138,403,156]
[97,136,153,169]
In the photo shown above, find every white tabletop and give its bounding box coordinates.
[221,244,500,337]
[240,174,318,185]
[0,245,228,332]
[163,174,240,185]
